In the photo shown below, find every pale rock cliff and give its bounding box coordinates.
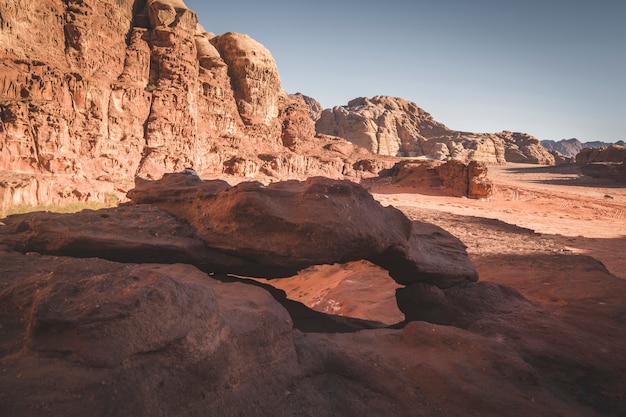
[214,32,283,126]
[316,96,506,163]
[316,96,556,166]
[495,131,555,165]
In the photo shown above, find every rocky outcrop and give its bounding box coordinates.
[576,144,626,164]
[213,32,283,126]
[576,145,626,182]
[0,249,610,417]
[125,174,478,288]
[495,131,555,165]
[316,96,505,163]
[292,92,323,121]
[2,176,625,416]
[316,96,558,166]
[385,159,493,199]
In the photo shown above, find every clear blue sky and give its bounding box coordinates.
[184,0,625,142]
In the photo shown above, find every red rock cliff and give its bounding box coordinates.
[1,0,355,212]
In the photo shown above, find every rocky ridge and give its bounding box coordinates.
[315,96,556,165]
[575,144,626,182]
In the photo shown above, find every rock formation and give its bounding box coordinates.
[316,96,558,165]
[1,0,572,216]
[386,159,494,199]
[129,174,479,288]
[495,131,556,165]
[291,92,323,121]
[1,173,624,416]
[575,145,626,182]
[0,0,369,213]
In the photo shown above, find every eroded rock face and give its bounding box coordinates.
[1,224,624,416]
[316,96,507,163]
[0,0,340,212]
[316,96,557,166]
[388,159,493,199]
[576,144,626,164]
[1,174,625,416]
[213,32,284,126]
[0,249,603,417]
[125,174,478,287]
[496,131,556,165]
[576,145,626,182]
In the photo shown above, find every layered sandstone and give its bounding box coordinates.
[495,130,556,165]
[0,0,365,213]
[576,145,626,182]
[316,96,557,165]
[387,159,493,199]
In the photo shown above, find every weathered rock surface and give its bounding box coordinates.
[386,159,493,199]
[125,174,477,287]
[316,96,558,166]
[495,131,556,165]
[316,96,505,163]
[0,0,366,213]
[575,145,626,182]
[292,92,323,121]
[576,144,626,165]
[1,232,622,416]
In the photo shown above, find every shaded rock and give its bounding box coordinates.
[127,174,478,287]
[396,280,530,327]
[279,94,317,150]
[0,204,248,270]
[0,249,616,417]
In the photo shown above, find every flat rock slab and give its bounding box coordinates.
[128,174,478,287]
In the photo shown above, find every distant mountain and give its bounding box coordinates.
[541,139,626,157]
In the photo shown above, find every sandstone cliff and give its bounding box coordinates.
[0,0,370,213]
[315,96,556,165]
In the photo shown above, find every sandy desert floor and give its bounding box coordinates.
[265,163,626,325]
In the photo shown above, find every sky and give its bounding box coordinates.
[184,0,626,142]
